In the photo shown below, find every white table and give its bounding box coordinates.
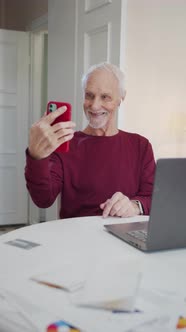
[0,216,186,332]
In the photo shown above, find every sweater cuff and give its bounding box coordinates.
[25,148,50,179]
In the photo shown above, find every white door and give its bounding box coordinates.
[0,29,29,225]
[76,0,127,129]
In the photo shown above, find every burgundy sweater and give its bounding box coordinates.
[25,130,156,218]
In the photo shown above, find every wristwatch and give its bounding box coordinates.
[134,200,144,215]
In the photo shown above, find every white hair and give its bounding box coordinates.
[81,62,126,98]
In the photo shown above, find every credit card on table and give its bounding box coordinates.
[5,238,40,250]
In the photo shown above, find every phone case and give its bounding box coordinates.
[47,101,72,153]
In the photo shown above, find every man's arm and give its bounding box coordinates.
[25,107,75,208]
[100,139,156,218]
[130,139,156,215]
[25,150,63,208]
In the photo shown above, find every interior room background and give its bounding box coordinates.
[0,0,185,225]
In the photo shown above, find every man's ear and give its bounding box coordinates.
[118,90,126,106]
[121,90,126,101]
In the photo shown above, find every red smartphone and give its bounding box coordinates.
[47,101,72,153]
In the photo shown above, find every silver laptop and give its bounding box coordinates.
[104,158,186,252]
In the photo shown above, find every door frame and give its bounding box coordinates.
[28,15,48,224]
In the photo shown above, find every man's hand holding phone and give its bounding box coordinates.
[28,105,76,160]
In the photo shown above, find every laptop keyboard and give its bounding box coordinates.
[126,230,148,242]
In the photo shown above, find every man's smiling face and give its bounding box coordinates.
[83,69,121,131]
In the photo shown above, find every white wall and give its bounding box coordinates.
[48,0,186,161]
[124,0,186,159]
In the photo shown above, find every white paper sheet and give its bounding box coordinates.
[70,259,142,312]
[31,263,86,292]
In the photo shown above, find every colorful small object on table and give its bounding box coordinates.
[176,316,186,329]
[47,320,81,332]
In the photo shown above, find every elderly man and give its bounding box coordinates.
[25,63,155,219]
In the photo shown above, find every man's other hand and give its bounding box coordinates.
[100,192,140,218]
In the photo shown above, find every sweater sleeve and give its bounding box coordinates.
[131,140,156,215]
[24,149,63,208]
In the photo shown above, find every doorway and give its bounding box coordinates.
[0,0,48,225]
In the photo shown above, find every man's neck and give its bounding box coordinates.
[83,126,119,136]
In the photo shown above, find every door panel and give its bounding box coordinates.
[0,29,29,225]
[84,24,109,65]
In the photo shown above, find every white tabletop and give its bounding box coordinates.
[0,216,186,332]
